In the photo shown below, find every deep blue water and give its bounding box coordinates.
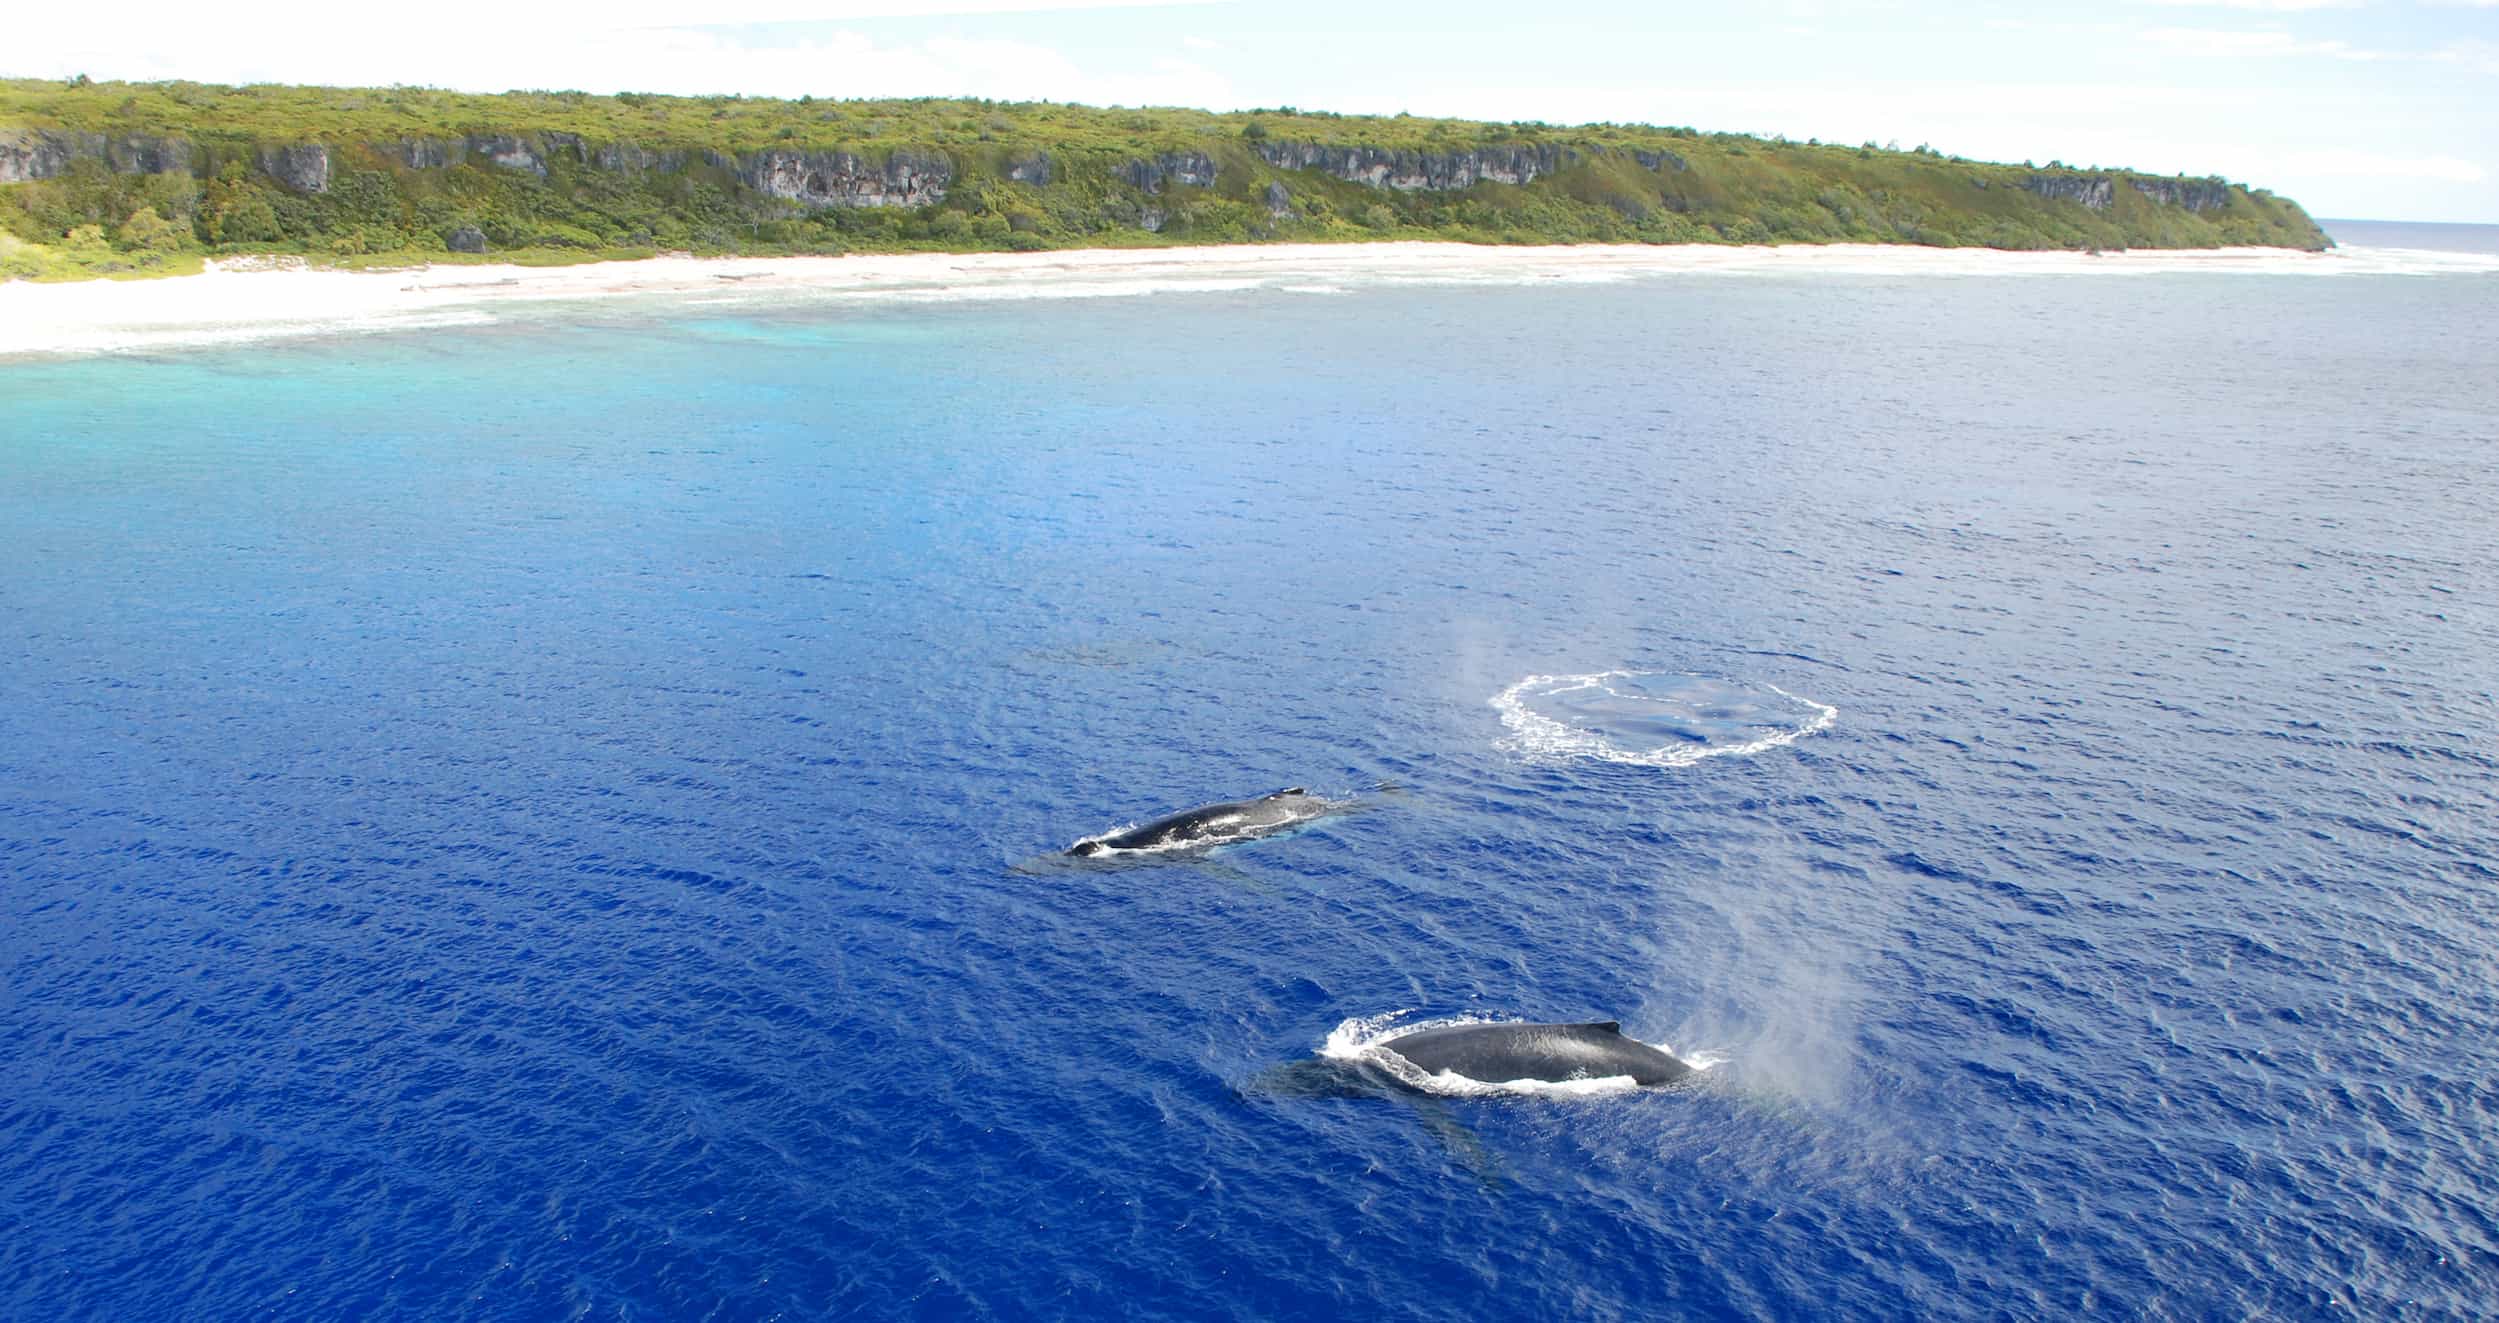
[5,246,2498,1321]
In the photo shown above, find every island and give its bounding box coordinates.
[1,78,2330,281]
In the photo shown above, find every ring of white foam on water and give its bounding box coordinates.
[1320,1011,1717,1100]
[1491,670,1837,767]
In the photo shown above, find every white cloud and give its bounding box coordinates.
[2431,39,2499,74]
[2134,0,2356,9]
[2281,149,2487,181]
[4,6,1241,105]
[2140,27,2399,60]
[109,0,1229,25]
[2,2,1241,92]
[2142,26,2499,73]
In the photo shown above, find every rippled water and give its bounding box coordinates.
[5,239,2497,1320]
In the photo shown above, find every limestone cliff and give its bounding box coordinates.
[737,148,952,208]
[2019,173,2238,217]
[1253,141,1575,191]
[1122,152,1217,194]
[2132,177,2233,213]
[2,129,193,182]
[2023,174,2116,211]
[0,80,2334,260]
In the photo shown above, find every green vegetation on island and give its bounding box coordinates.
[0,77,2330,280]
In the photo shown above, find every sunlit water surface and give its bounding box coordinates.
[4,230,2496,1320]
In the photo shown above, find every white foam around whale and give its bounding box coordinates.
[1492,671,1836,768]
[1320,1011,1715,1100]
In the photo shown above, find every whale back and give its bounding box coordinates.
[1072,789,1324,854]
[1380,1020,1691,1087]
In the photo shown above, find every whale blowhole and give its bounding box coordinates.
[1491,671,1836,768]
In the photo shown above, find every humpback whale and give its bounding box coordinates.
[1066,788,1329,857]
[1378,1020,1694,1088]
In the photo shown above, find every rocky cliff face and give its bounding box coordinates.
[2023,175,2115,211]
[1255,141,1575,190]
[383,134,690,175]
[2,129,192,182]
[595,142,688,173]
[739,149,952,208]
[2025,173,2238,214]
[2132,177,2231,213]
[388,138,465,170]
[5,128,319,192]
[3,125,956,208]
[257,144,329,193]
[467,134,548,178]
[1,130,74,183]
[1121,152,1217,193]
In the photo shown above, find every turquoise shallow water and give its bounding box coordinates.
[4,243,2497,1320]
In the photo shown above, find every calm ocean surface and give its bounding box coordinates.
[5,226,2497,1320]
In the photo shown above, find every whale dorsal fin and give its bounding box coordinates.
[1582,1020,1623,1035]
[1268,787,1307,798]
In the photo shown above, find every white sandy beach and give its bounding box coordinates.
[1,239,2484,359]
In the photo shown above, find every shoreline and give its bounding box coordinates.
[0,239,2480,359]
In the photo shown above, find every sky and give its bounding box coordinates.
[8,1,2495,222]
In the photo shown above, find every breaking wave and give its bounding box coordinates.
[1492,670,1836,767]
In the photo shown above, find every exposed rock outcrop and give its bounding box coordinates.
[740,148,952,207]
[1006,152,1052,185]
[2024,173,2234,214]
[468,135,546,177]
[390,138,466,169]
[385,135,685,175]
[2023,174,2113,211]
[445,225,487,253]
[257,144,330,193]
[1121,152,1216,193]
[594,142,686,172]
[105,134,191,174]
[1631,148,1688,173]
[1263,181,1293,217]
[2133,177,2231,212]
[1,130,191,181]
[1256,141,1574,190]
[0,130,69,183]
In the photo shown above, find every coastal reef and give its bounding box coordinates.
[0,78,2329,278]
